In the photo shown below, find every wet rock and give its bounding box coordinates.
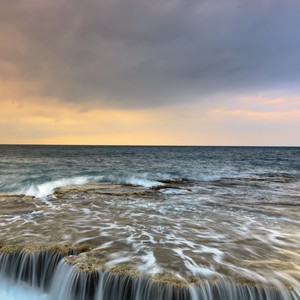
[0,194,37,215]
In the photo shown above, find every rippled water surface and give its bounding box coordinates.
[1,145,299,197]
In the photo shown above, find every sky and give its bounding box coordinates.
[0,0,300,145]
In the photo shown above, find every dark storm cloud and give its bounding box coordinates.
[1,0,300,107]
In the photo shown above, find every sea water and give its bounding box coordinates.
[0,145,300,299]
[1,145,299,198]
[0,279,49,300]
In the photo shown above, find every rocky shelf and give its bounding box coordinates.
[1,183,300,299]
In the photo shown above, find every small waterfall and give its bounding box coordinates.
[95,272,299,300]
[0,251,299,300]
[0,250,75,291]
[50,260,299,300]
[50,260,99,300]
[50,261,193,300]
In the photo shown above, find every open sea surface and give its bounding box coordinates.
[1,145,299,198]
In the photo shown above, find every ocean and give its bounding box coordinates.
[0,145,300,299]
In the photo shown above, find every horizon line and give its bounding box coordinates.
[0,144,299,148]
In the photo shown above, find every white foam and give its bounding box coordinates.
[14,174,165,198]
[159,188,190,195]
[136,250,162,275]
[124,176,163,188]
[18,176,103,198]
[105,251,134,269]
[173,248,217,277]
[198,245,224,263]
[0,279,49,300]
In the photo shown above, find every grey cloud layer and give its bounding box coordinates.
[1,0,300,107]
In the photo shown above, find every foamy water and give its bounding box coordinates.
[1,173,164,199]
[0,280,49,300]
[19,176,104,198]
[1,180,300,287]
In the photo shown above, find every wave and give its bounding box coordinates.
[11,175,165,198]
[2,170,298,199]
[116,176,163,188]
[17,176,103,198]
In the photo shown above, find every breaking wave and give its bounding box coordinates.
[11,175,165,198]
[3,170,299,199]
[17,176,103,198]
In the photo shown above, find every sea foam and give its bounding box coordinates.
[0,280,49,300]
[17,175,163,198]
[18,176,103,198]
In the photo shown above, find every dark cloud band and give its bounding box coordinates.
[1,0,300,107]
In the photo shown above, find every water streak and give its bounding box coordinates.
[1,251,299,300]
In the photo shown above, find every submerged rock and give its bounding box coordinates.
[1,182,300,299]
[0,194,37,215]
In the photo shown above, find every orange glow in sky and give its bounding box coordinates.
[1,0,300,146]
[1,96,299,146]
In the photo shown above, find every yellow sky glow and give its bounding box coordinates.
[0,95,299,146]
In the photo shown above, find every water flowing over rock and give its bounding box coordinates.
[1,250,299,300]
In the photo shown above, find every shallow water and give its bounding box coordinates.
[1,181,299,286]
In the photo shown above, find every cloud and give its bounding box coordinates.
[1,0,300,108]
[0,95,299,145]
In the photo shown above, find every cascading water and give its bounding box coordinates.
[1,251,300,300]
[50,260,99,300]
[0,251,72,290]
